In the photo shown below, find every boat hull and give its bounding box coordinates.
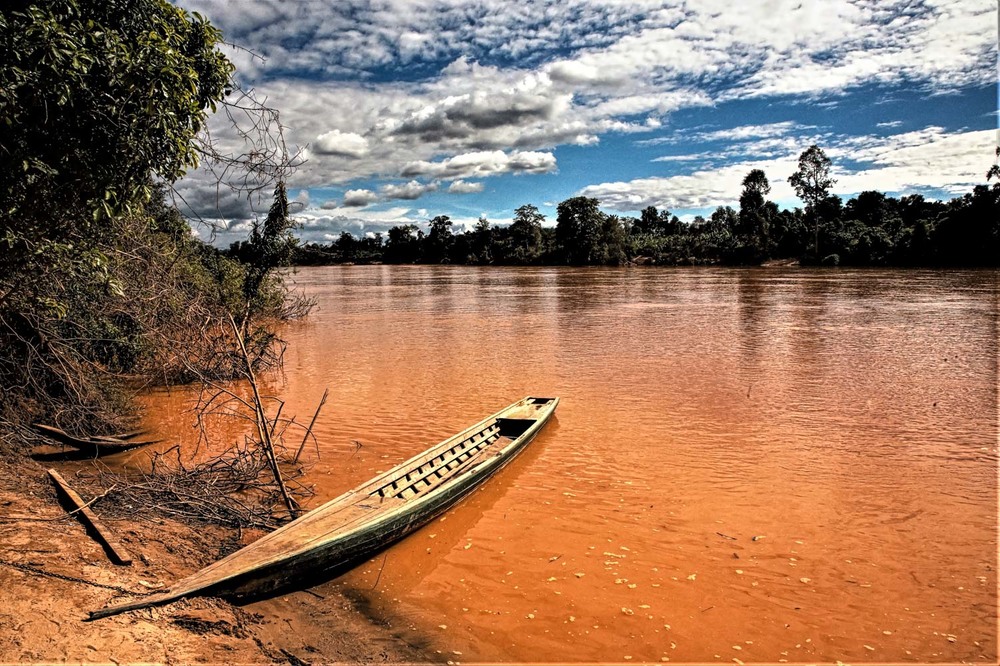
[90,396,558,619]
[215,416,547,600]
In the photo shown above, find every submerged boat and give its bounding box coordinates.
[90,396,559,620]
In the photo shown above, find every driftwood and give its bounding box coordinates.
[293,387,328,464]
[48,469,133,565]
[33,423,159,456]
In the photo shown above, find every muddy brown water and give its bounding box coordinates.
[136,266,997,663]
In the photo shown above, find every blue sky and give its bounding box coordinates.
[173,0,998,244]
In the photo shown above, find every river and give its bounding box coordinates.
[142,266,998,663]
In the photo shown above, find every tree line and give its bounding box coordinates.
[292,146,1000,268]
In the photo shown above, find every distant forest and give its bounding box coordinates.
[278,146,1000,268]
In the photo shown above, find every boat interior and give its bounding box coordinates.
[373,398,555,502]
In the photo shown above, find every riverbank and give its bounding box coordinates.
[0,449,432,664]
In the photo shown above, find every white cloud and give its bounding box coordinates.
[313,129,369,158]
[380,180,439,201]
[651,153,713,163]
[448,180,484,194]
[342,188,378,207]
[583,127,992,211]
[172,0,992,231]
[506,151,558,173]
[548,60,622,86]
[581,158,797,212]
[834,127,993,195]
[402,150,556,179]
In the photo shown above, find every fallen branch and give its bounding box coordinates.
[228,315,298,519]
[293,387,328,463]
[48,469,133,565]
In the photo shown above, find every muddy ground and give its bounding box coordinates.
[0,449,434,665]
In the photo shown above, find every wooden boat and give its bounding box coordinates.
[31,424,159,456]
[89,396,559,620]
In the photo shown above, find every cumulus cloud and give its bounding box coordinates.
[380,180,439,201]
[402,150,556,179]
[171,0,991,235]
[313,129,369,157]
[390,87,569,142]
[548,60,623,86]
[833,127,993,195]
[447,180,484,194]
[583,127,992,212]
[171,174,265,221]
[342,188,378,207]
[580,160,795,212]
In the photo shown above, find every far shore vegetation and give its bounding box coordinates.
[290,155,1000,269]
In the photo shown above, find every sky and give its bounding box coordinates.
[171,0,999,245]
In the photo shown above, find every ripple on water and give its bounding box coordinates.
[142,266,998,663]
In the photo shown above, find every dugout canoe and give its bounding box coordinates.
[89,396,559,620]
[31,423,159,456]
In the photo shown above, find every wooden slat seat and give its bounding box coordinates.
[386,426,501,499]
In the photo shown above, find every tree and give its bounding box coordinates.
[556,196,604,264]
[707,206,738,235]
[423,215,454,263]
[508,204,544,264]
[469,216,492,264]
[655,210,682,236]
[739,170,770,217]
[788,145,836,256]
[933,183,1000,266]
[336,232,357,262]
[737,169,773,261]
[595,215,627,265]
[636,206,659,235]
[232,182,299,326]
[633,206,680,237]
[1,0,233,261]
[384,224,422,263]
[844,191,889,228]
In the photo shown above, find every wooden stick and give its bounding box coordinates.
[293,388,328,463]
[47,469,132,565]
[268,399,284,440]
[228,315,298,519]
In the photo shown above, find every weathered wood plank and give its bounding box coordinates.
[47,469,133,566]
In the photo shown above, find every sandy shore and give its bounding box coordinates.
[0,451,432,664]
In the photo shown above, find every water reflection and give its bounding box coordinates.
[736,271,768,362]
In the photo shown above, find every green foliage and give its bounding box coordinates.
[0,1,247,437]
[0,0,233,256]
[556,196,605,264]
[384,224,423,263]
[789,145,836,257]
[423,215,454,263]
[227,182,300,323]
[933,184,1000,266]
[506,205,545,264]
[735,169,775,263]
[788,145,836,210]
[1,187,254,432]
[469,217,494,264]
